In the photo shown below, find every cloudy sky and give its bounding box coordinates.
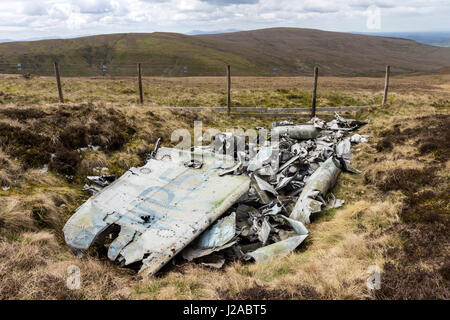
[1,0,449,40]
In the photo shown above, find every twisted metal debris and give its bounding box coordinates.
[183,112,369,267]
[63,113,368,275]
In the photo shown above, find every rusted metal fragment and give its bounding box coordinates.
[289,157,341,224]
[63,147,250,276]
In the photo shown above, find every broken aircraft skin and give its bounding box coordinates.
[289,157,342,224]
[63,147,250,275]
[63,113,369,275]
[271,124,320,140]
[179,113,368,266]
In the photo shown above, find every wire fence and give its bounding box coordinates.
[0,62,291,77]
[0,61,389,116]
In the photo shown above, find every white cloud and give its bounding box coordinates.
[0,0,449,40]
[48,3,74,20]
[21,2,48,16]
[77,0,114,14]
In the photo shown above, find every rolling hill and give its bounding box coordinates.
[1,27,450,77]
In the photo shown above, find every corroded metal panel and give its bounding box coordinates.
[289,157,341,224]
[63,147,250,275]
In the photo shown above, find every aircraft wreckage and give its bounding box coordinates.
[63,113,369,276]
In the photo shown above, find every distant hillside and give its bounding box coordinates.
[1,28,450,77]
[360,31,450,47]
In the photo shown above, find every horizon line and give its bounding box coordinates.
[1,27,450,43]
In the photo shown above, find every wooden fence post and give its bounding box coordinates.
[227,64,231,115]
[54,62,64,103]
[311,66,318,117]
[382,65,390,106]
[138,63,144,104]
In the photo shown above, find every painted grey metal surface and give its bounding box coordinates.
[64,112,369,273]
[246,234,308,263]
[289,157,342,224]
[181,212,237,261]
[63,147,250,275]
[175,113,368,266]
[271,124,321,140]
